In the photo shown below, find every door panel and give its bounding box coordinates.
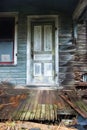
[34,63,42,76]
[44,25,52,51]
[34,26,42,51]
[44,63,52,76]
[31,22,55,84]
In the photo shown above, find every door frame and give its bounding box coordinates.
[27,15,59,86]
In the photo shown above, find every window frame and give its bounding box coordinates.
[0,12,18,65]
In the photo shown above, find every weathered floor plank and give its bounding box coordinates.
[0,89,75,121]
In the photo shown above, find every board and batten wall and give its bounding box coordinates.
[0,13,81,88]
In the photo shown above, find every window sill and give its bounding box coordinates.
[0,64,17,67]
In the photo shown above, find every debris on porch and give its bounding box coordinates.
[60,89,87,118]
[0,85,75,121]
[0,121,77,130]
[74,82,87,105]
[0,81,87,129]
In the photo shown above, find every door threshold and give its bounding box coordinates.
[26,84,63,90]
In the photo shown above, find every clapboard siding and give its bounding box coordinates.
[0,13,73,87]
[59,15,75,87]
[59,15,87,88]
[73,22,87,83]
[0,14,27,85]
[59,15,72,44]
[0,13,86,88]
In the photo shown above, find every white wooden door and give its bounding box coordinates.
[31,22,55,84]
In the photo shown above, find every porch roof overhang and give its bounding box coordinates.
[73,0,87,21]
[0,0,79,15]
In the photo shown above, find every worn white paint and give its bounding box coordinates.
[14,15,18,65]
[34,26,42,51]
[44,25,52,51]
[27,15,59,86]
[34,54,52,61]
[34,63,42,76]
[0,12,18,65]
[44,63,52,76]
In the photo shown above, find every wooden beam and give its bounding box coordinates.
[73,0,87,20]
[60,94,87,118]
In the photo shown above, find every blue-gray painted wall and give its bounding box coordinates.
[0,13,75,87]
[0,14,27,85]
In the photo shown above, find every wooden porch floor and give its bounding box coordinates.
[0,88,74,121]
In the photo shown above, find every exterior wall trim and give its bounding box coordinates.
[0,12,18,65]
[27,15,59,86]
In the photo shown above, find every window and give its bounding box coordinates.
[0,15,17,65]
[82,73,87,82]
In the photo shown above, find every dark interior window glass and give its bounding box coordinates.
[0,17,15,63]
[0,17,15,39]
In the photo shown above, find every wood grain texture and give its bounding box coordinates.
[0,89,74,121]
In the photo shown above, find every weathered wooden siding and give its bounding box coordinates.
[0,14,27,85]
[73,22,87,84]
[59,19,87,88]
[0,13,76,87]
[59,15,75,88]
